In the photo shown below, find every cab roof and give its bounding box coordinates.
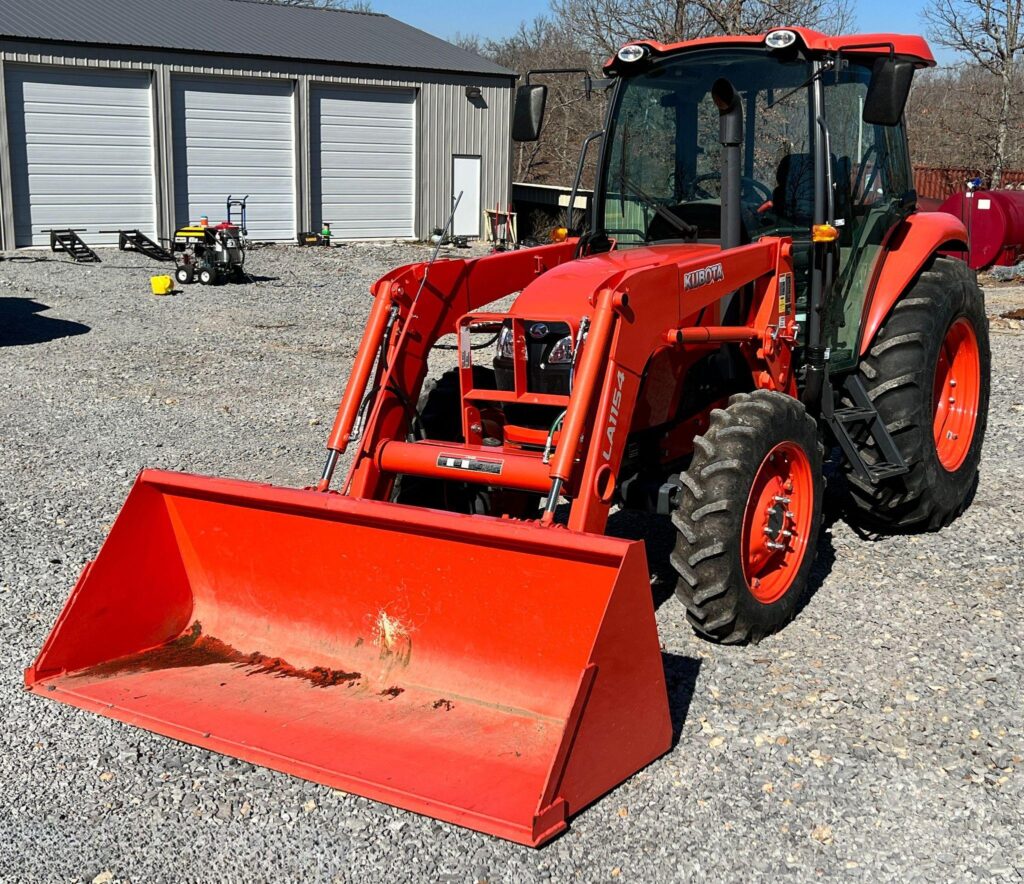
[605,27,935,72]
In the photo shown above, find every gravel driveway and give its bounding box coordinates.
[1,244,1022,883]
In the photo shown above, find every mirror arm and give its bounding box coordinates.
[567,130,604,235]
[524,68,596,98]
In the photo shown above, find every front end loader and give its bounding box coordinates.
[28,28,990,845]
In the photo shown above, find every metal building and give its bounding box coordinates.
[0,0,515,248]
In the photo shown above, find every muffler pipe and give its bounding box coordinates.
[712,77,742,253]
[712,78,743,325]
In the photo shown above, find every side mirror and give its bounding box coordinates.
[863,56,914,126]
[512,84,547,142]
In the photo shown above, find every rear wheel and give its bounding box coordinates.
[174,265,193,285]
[672,391,824,644]
[198,267,215,286]
[845,256,990,531]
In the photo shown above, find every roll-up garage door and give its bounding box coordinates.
[172,78,295,241]
[5,66,156,247]
[313,87,415,239]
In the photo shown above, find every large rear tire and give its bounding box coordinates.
[672,390,824,644]
[845,256,990,532]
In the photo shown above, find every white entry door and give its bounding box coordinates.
[452,155,481,238]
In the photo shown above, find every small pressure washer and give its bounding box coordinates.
[172,197,248,286]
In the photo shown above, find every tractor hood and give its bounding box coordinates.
[512,242,722,318]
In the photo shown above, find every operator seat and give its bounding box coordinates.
[772,154,816,226]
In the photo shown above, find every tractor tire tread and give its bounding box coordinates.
[842,256,990,533]
[671,391,824,644]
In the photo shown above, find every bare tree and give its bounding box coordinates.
[467,0,855,186]
[907,62,1024,179]
[481,18,607,183]
[924,0,1024,184]
[551,0,854,58]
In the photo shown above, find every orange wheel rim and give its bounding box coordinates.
[932,317,981,472]
[740,441,814,604]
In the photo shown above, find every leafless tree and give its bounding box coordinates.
[476,18,607,183]
[465,0,855,186]
[551,0,854,58]
[924,0,1024,184]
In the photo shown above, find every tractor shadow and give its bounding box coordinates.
[661,652,702,748]
[0,297,90,346]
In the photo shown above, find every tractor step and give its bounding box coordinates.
[825,376,909,486]
[47,229,100,263]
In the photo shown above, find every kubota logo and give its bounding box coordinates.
[684,262,725,290]
[603,370,627,460]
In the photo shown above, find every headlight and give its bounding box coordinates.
[547,335,573,365]
[496,324,514,359]
[765,29,797,49]
[617,44,648,64]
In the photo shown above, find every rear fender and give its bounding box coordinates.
[858,212,968,356]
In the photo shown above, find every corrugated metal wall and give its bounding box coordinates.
[0,40,513,248]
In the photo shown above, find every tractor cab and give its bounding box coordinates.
[517,28,928,371]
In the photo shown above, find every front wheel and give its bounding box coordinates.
[672,391,824,644]
[845,256,990,531]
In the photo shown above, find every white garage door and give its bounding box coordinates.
[172,78,295,241]
[5,66,156,247]
[313,87,415,239]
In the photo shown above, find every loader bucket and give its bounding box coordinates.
[26,470,671,846]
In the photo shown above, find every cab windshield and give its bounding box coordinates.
[600,49,813,246]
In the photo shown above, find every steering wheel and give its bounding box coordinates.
[691,172,773,205]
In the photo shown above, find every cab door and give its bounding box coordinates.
[821,63,916,371]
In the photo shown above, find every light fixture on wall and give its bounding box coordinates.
[465,85,482,100]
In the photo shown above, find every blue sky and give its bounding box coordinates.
[372,0,940,55]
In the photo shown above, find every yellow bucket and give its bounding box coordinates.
[151,275,173,296]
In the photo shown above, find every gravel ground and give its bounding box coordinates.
[1,244,1022,883]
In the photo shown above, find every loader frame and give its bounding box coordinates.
[324,237,799,535]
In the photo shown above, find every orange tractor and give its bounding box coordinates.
[28,29,989,845]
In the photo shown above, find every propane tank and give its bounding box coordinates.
[938,188,1024,270]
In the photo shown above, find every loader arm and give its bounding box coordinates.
[343,236,797,535]
[324,241,578,496]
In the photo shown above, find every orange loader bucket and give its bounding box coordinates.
[26,470,671,846]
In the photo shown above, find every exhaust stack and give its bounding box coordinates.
[712,77,743,252]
